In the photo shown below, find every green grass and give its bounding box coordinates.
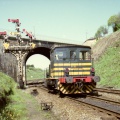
[26,67,45,80]
[0,69,58,120]
[0,72,28,120]
[0,72,25,120]
[0,72,14,98]
[95,40,120,89]
[1,90,27,120]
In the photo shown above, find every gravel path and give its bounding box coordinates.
[24,86,117,120]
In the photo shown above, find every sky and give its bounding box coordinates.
[0,0,120,69]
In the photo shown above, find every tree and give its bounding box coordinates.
[26,64,35,68]
[94,26,108,40]
[98,26,108,36]
[95,30,101,40]
[108,14,120,32]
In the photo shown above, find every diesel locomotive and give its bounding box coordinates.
[45,45,100,95]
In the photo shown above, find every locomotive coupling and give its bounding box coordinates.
[74,81,83,88]
[93,76,100,82]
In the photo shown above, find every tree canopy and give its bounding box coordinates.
[26,64,35,68]
[94,26,108,40]
[108,14,120,32]
[94,12,120,40]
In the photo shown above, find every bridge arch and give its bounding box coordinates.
[23,47,51,84]
[25,47,51,63]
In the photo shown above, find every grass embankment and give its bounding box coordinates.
[95,40,120,89]
[0,69,56,120]
[0,72,38,120]
[26,65,44,80]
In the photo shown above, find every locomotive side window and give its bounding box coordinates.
[70,51,76,60]
[55,50,66,60]
[79,51,90,60]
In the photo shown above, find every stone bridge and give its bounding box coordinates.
[0,36,77,88]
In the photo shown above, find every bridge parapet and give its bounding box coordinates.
[3,43,36,51]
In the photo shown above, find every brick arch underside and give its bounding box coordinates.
[25,47,51,63]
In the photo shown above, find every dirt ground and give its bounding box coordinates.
[23,86,118,120]
[92,31,120,61]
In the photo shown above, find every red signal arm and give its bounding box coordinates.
[8,19,19,23]
[23,29,33,38]
[0,31,7,35]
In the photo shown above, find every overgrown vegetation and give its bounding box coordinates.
[0,72,28,120]
[95,12,120,39]
[0,72,14,98]
[26,65,45,80]
[0,90,27,120]
[0,71,56,120]
[108,13,120,32]
[95,40,120,89]
[95,26,108,40]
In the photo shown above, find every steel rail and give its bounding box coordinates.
[66,96,120,119]
[87,95,120,105]
[38,85,120,119]
[27,82,120,118]
[94,88,120,94]
[26,79,44,85]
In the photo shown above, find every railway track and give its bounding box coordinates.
[87,95,120,105]
[26,79,44,85]
[66,96,120,119]
[26,79,120,93]
[26,79,120,94]
[27,81,120,119]
[37,86,120,119]
[94,88,120,94]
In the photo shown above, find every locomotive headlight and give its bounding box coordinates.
[93,76,100,82]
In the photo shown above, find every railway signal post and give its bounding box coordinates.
[1,19,36,89]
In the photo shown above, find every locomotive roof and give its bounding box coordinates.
[51,45,91,50]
